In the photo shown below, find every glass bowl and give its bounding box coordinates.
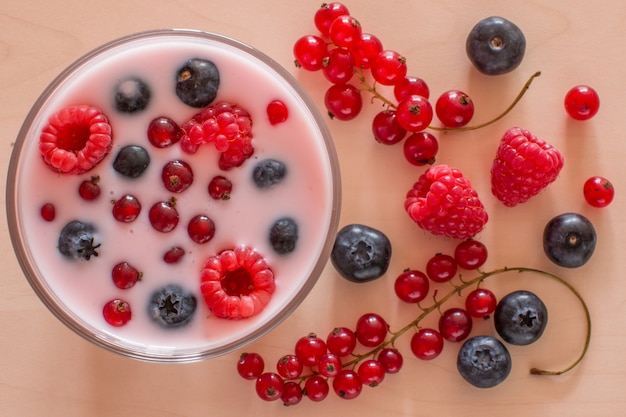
[6,29,341,363]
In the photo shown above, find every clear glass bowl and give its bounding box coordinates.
[6,29,341,362]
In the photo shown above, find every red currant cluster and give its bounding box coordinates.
[292,2,538,167]
[237,238,590,405]
[237,313,401,404]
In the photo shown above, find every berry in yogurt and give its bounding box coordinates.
[112,144,151,178]
[13,31,337,358]
[58,220,100,261]
[39,104,112,174]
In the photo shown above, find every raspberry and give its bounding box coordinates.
[180,102,254,169]
[200,245,275,319]
[404,165,488,239]
[491,127,564,207]
[39,105,112,174]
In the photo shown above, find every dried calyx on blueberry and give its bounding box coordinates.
[457,335,512,388]
[465,16,526,75]
[543,212,597,268]
[176,58,220,108]
[330,224,391,283]
[148,284,197,328]
[58,220,100,260]
[494,290,548,346]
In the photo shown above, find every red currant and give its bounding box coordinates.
[410,328,444,360]
[438,308,473,342]
[111,261,142,289]
[237,352,265,380]
[40,203,56,222]
[395,95,433,132]
[314,2,350,36]
[294,333,327,367]
[403,132,439,166]
[78,176,101,200]
[147,116,182,148]
[103,299,132,327]
[281,381,303,406]
[318,353,342,377]
[394,76,430,101]
[324,83,363,121]
[267,99,289,125]
[208,175,233,200]
[304,375,329,402]
[149,199,179,232]
[371,50,407,86]
[326,326,357,357]
[322,47,356,84]
[328,15,362,48]
[372,110,407,145]
[394,269,430,303]
[163,246,185,264]
[377,348,403,373]
[465,288,497,318]
[332,369,363,399]
[255,372,284,401]
[276,354,303,379]
[355,313,388,347]
[357,359,385,387]
[564,85,600,120]
[293,35,328,71]
[583,175,614,208]
[162,160,193,193]
[435,90,474,128]
[454,239,488,270]
[187,214,216,244]
[425,253,457,283]
[112,194,141,223]
[350,33,383,69]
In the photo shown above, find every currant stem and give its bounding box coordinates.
[354,69,542,132]
[341,266,591,377]
[429,71,542,132]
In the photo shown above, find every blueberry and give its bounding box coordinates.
[175,58,220,108]
[494,290,547,346]
[457,335,512,388]
[112,145,150,178]
[466,16,526,75]
[330,224,391,283]
[148,284,197,328]
[58,220,100,260]
[543,212,596,268]
[252,159,287,188]
[114,77,151,113]
[269,217,298,254]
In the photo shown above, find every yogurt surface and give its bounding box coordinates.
[9,30,340,361]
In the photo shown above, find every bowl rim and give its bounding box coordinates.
[6,28,342,363]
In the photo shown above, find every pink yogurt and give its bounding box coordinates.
[7,29,341,362]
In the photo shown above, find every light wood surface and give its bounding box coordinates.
[2,1,625,416]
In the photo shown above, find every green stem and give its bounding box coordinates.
[341,266,591,377]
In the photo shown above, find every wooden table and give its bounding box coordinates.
[1,1,624,415]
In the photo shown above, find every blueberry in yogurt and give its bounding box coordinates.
[176,58,220,108]
[112,145,151,178]
[269,217,299,254]
[252,159,287,188]
[148,284,197,328]
[58,220,100,261]
[114,77,151,113]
